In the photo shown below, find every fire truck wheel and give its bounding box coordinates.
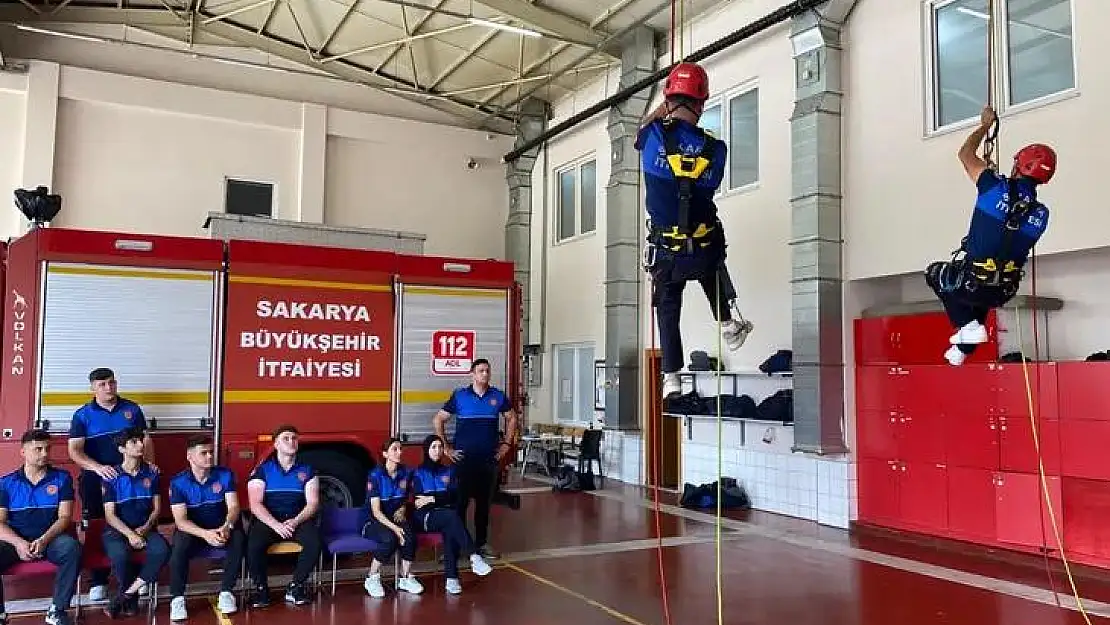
[298,449,367,509]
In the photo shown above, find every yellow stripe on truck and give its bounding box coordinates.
[40,391,210,406]
[400,390,452,404]
[47,265,213,282]
[229,275,392,292]
[222,390,392,404]
[404,286,506,298]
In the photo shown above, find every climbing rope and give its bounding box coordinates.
[982,0,999,170]
[648,287,675,625]
[714,272,725,625]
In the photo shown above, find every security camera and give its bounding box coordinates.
[466,158,480,170]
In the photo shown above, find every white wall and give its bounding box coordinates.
[1,39,513,260]
[0,78,26,209]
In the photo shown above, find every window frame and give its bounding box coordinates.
[923,0,1079,136]
[224,177,277,218]
[551,154,598,245]
[697,79,761,197]
[551,342,596,425]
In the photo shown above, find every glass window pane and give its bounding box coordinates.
[557,347,574,420]
[557,169,576,241]
[699,104,722,138]
[1006,0,1074,105]
[934,0,989,127]
[576,346,595,422]
[728,89,759,189]
[579,161,597,234]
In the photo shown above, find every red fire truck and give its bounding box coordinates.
[0,226,523,511]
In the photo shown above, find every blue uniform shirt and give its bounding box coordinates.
[442,385,511,462]
[366,465,411,519]
[412,463,455,496]
[169,467,236,530]
[635,118,728,229]
[965,169,1050,265]
[68,398,148,467]
[248,457,314,522]
[0,466,74,541]
[102,462,160,530]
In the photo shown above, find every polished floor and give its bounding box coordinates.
[5,474,1110,625]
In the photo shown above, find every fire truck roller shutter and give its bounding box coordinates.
[395,285,510,442]
[36,262,219,433]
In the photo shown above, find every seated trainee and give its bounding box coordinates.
[101,427,170,619]
[167,435,245,620]
[0,429,81,625]
[361,438,424,598]
[413,434,493,594]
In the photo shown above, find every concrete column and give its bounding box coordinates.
[504,98,547,349]
[298,102,327,224]
[604,27,656,432]
[789,1,857,455]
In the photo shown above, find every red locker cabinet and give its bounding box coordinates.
[857,458,948,535]
[855,365,947,464]
[855,310,999,366]
[1058,362,1110,481]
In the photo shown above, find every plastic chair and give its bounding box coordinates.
[319,506,378,595]
[79,520,159,617]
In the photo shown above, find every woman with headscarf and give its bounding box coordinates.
[412,434,493,594]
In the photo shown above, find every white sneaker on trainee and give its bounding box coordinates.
[445,578,462,595]
[945,345,967,366]
[470,553,492,576]
[88,585,108,603]
[662,373,681,398]
[169,597,187,622]
[949,320,988,345]
[363,573,385,598]
[396,575,424,595]
[721,319,753,351]
[217,591,237,615]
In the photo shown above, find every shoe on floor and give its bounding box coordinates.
[249,586,271,609]
[364,574,385,598]
[284,582,310,605]
[44,606,71,625]
[396,575,424,595]
[87,585,108,603]
[949,320,988,345]
[470,553,493,576]
[169,596,188,621]
[445,578,462,595]
[217,591,237,614]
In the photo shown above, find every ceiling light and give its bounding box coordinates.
[467,17,541,38]
[15,24,106,43]
[956,6,990,20]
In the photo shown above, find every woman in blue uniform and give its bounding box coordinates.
[413,434,493,594]
[361,438,424,598]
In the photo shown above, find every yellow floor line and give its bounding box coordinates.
[208,597,233,625]
[504,562,648,625]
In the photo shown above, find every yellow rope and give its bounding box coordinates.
[714,273,724,625]
[1015,304,1093,624]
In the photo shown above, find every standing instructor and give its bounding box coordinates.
[433,359,518,559]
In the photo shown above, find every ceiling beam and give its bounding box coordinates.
[470,0,618,56]
[0,5,183,26]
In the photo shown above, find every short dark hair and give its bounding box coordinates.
[380,437,403,454]
[186,434,214,450]
[89,367,115,383]
[21,428,50,445]
[113,426,146,449]
[471,358,490,371]
[272,424,299,439]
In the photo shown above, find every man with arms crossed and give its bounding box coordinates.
[0,430,81,625]
[167,435,245,621]
[433,358,519,559]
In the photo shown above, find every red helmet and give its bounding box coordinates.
[663,62,709,102]
[1013,143,1057,184]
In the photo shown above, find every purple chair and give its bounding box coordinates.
[320,506,378,595]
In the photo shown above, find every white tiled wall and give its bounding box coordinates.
[679,420,852,529]
[599,429,643,485]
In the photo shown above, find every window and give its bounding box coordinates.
[554,157,597,242]
[225,178,274,218]
[553,343,595,423]
[698,85,760,193]
[929,0,1075,130]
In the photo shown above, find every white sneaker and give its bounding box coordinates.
[396,575,424,595]
[216,591,237,615]
[722,319,753,351]
[445,578,462,595]
[949,320,988,345]
[139,584,150,597]
[169,596,187,622]
[88,585,108,603]
[469,553,492,576]
[662,374,681,398]
[363,573,385,598]
[945,345,967,366]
